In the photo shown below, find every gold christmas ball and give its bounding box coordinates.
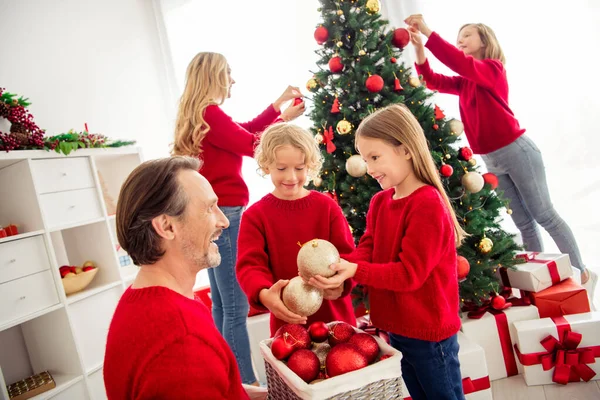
[507,209,513,215]
[445,154,452,159]
[468,159,477,166]
[366,0,380,14]
[282,276,324,317]
[358,49,366,56]
[336,119,352,135]
[462,171,484,193]
[478,237,494,254]
[314,133,324,144]
[336,9,344,16]
[408,76,421,87]
[345,154,367,178]
[297,239,340,280]
[336,41,344,47]
[449,119,464,136]
[306,78,318,91]
[313,176,323,187]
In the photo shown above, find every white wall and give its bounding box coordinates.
[0,0,173,161]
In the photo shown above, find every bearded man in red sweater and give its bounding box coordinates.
[104,156,265,400]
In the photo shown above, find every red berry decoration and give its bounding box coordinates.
[314,26,329,44]
[391,28,410,48]
[328,322,355,346]
[491,295,506,310]
[288,349,320,382]
[365,74,384,93]
[271,335,296,360]
[308,321,330,343]
[457,256,470,280]
[459,147,474,161]
[326,343,369,377]
[440,164,453,177]
[482,172,499,190]
[348,333,380,364]
[390,57,397,63]
[328,56,344,73]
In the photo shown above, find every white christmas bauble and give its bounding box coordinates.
[315,134,324,144]
[313,177,323,187]
[462,172,484,193]
[297,239,340,280]
[449,119,464,136]
[345,155,367,178]
[282,276,324,317]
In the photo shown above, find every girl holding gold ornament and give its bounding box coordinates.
[404,15,594,294]
[172,52,304,386]
[236,123,356,336]
[309,105,466,399]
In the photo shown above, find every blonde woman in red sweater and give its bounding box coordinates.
[172,52,304,385]
[310,105,466,399]
[404,15,596,298]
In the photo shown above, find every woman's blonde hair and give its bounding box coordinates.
[356,104,466,246]
[172,52,230,157]
[459,23,505,64]
[255,123,323,180]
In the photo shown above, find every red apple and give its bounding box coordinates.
[308,321,330,343]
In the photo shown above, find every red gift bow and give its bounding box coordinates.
[514,316,599,385]
[462,289,531,320]
[323,126,336,154]
[404,376,490,399]
[509,252,561,286]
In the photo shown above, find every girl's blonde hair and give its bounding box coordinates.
[459,23,506,64]
[172,52,230,157]
[255,123,323,180]
[356,104,466,246]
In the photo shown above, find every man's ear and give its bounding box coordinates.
[151,214,175,240]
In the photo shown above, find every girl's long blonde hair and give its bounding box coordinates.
[460,23,506,64]
[356,104,466,246]
[172,52,229,157]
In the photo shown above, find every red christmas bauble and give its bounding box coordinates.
[440,164,453,177]
[457,256,470,280]
[379,354,392,361]
[491,295,506,310]
[328,56,344,73]
[274,324,311,350]
[365,74,384,93]
[392,28,410,48]
[348,333,380,364]
[271,335,297,360]
[314,26,329,44]
[328,322,355,346]
[308,321,330,343]
[482,172,499,190]
[390,57,397,63]
[459,147,474,161]
[433,124,439,130]
[326,343,369,377]
[288,349,320,382]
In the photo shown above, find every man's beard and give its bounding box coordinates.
[181,237,221,270]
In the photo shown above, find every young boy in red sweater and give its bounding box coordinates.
[310,105,466,400]
[236,123,356,336]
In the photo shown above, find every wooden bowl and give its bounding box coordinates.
[62,268,98,295]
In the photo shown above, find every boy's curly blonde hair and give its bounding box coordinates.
[255,123,323,180]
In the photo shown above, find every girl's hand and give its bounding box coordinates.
[273,85,302,111]
[308,261,358,290]
[322,283,344,300]
[259,280,307,324]
[404,14,432,37]
[408,27,424,47]
[280,100,305,121]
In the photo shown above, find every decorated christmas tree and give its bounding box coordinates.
[305,0,521,309]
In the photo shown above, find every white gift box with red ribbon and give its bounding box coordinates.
[499,252,572,293]
[514,312,600,386]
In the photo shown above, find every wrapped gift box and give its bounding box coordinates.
[514,312,600,386]
[499,252,571,293]
[527,278,590,318]
[461,304,539,381]
[402,332,492,400]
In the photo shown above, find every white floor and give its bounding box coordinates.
[492,375,600,399]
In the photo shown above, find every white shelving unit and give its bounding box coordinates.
[0,147,142,400]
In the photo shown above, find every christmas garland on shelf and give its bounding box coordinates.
[0,88,136,155]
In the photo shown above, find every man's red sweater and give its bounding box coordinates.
[415,31,525,155]
[200,104,280,207]
[236,191,356,336]
[104,286,249,400]
[344,186,461,342]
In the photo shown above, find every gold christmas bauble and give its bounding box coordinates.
[313,176,323,187]
[366,0,380,14]
[282,276,324,317]
[478,237,494,254]
[306,78,318,91]
[449,119,464,136]
[468,159,477,166]
[336,119,352,135]
[336,9,344,16]
[358,49,366,56]
[345,154,367,178]
[314,133,324,144]
[445,154,452,159]
[408,76,421,87]
[297,239,340,280]
[507,209,513,215]
[462,171,484,193]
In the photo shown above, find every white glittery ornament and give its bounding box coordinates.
[297,239,340,280]
[282,276,324,317]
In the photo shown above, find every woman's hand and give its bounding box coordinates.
[280,100,305,121]
[322,283,344,300]
[273,85,302,112]
[258,280,307,324]
[404,14,432,37]
[308,261,358,290]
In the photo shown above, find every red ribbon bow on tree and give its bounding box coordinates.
[323,126,336,154]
